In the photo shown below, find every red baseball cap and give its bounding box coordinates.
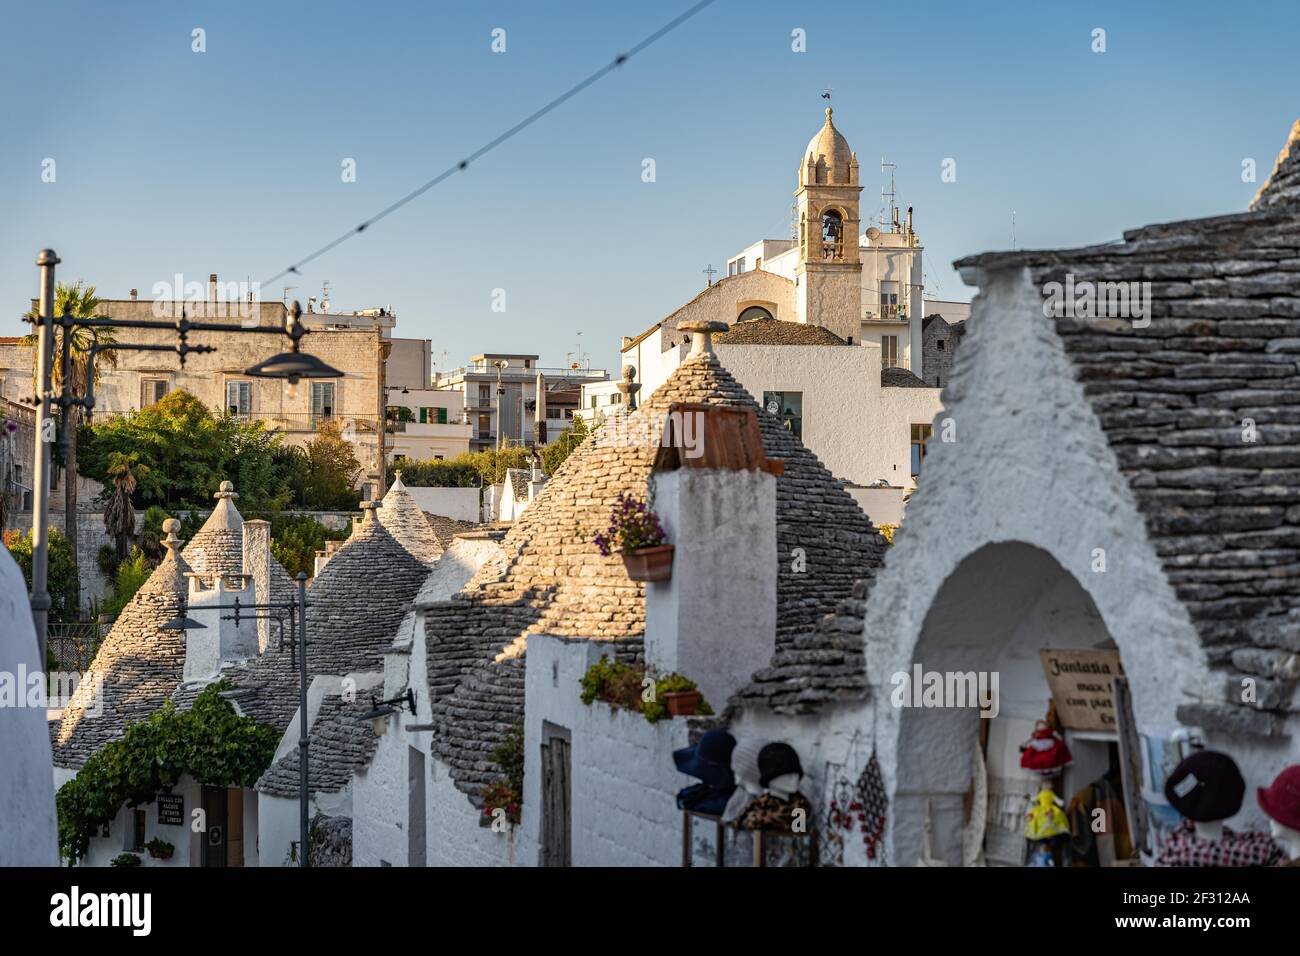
[1257,766,1300,833]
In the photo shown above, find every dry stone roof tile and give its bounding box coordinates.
[378,473,443,564]
[424,351,887,798]
[715,319,846,346]
[50,548,191,769]
[955,142,1300,733]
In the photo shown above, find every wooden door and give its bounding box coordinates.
[201,786,227,868]
[540,737,571,867]
[226,788,244,867]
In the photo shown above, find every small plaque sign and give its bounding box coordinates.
[1039,648,1125,731]
[157,793,184,826]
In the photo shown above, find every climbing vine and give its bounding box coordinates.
[56,681,279,864]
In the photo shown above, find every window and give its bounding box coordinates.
[310,382,335,426]
[126,808,147,852]
[478,384,491,406]
[937,339,946,351]
[141,378,168,407]
[879,285,899,318]
[882,335,899,368]
[226,380,251,417]
[911,424,933,477]
[737,306,774,323]
[763,391,803,440]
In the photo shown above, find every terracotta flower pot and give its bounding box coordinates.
[663,690,701,717]
[622,544,674,582]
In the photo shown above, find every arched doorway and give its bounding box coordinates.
[892,542,1135,866]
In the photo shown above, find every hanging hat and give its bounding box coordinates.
[758,742,803,789]
[1258,766,1300,833]
[673,730,737,791]
[1164,750,1245,822]
[730,737,769,793]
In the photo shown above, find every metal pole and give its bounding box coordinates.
[297,571,309,868]
[30,249,58,667]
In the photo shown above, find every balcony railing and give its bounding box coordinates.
[865,305,906,322]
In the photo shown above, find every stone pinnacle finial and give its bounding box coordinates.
[162,517,182,556]
[359,499,381,524]
[616,364,641,410]
[215,480,238,500]
[678,320,728,356]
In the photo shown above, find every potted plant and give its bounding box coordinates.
[594,492,673,582]
[643,673,713,723]
[110,852,141,867]
[145,837,174,861]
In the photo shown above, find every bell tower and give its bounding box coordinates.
[795,107,863,342]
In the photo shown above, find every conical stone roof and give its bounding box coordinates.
[377,471,443,564]
[231,503,432,735]
[182,481,244,575]
[423,349,887,797]
[52,532,192,769]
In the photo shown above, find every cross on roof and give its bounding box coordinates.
[703,263,717,287]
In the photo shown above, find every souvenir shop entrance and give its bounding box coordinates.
[894,542,1143,867]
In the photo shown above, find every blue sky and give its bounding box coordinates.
[2,1,1297,373]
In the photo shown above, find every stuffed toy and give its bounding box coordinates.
[1019,721,1073,777]
[1024,788,1070,841]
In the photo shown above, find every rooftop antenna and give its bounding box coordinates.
[282,285,297,304]
[790,200,799,242]
[319,279,331,313]
[1011,210,1017,251]
[880,158,898,231]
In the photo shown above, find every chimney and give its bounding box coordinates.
[129,288,138,301]
[242,519,272,653]
[643,404,783,708]
[183,570,258,684]
[208,273,218,304]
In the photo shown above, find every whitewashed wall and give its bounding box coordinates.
[0,546,57,865]
[518,635,690,867]
[351,535,509,866]
[404,486,480,523]
[714,341,943,488]
[848,266,1231,864]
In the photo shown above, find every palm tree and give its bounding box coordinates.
[22,281,117,616]
[103,451,146,562]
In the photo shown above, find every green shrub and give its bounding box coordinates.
[110,853,141,867]
[56,682,278,864]
[102,549,152,619]
[4,527,80,624]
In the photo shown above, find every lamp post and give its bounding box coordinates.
[23,250,341,675]
[493,359,509,452]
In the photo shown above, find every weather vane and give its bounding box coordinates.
[822,87,832,101]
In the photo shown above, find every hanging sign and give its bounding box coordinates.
[156,794,184,826]
[1039,649,1125,731]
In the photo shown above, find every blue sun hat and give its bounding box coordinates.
[673,729,737,791]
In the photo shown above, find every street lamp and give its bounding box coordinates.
[493,359,509,452]
[24,250,341,678]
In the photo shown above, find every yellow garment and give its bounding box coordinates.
[1024,789,1069,840]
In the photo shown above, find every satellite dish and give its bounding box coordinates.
[866,226,881,240]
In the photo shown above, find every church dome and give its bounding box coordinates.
[803,107,856,185]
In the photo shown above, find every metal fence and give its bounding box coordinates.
[47,621,111,673]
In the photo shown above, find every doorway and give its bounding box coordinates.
[540,725,571,867]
